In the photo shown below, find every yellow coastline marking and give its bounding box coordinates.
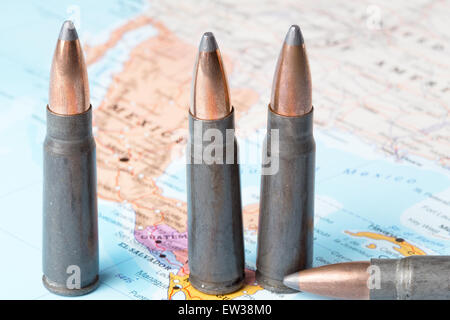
[346,231,426,256]
[167,273,262,300]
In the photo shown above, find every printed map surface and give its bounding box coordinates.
[0,0,449,299]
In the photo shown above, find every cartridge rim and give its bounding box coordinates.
[42,275,100,297]
[189,273,245,295]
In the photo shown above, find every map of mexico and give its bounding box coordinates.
[0,0,449,300]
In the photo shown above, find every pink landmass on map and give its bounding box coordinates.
[135,224,188,253]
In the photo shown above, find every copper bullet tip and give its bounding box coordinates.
[283,272,300,290]
[190,32,231,120]
[270,25,312,117]
[49,21,90,115]
[283,261,371,300]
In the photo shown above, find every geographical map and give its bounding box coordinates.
[0,0,449,299]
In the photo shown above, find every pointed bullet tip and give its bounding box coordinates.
[191,32,230,119]
[284,25,304,45]
[59,20,78,41]
[199,32,218,52]
[50,20,89,115]
[283,273,300,291]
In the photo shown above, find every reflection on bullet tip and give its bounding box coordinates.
[199,32,218,52]
[283,273,300,291]
[284,24,304,45]
[59,20,78,41]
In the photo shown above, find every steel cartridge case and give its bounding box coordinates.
[370,256,450,300]
[43,106,99,296]
[256,106,315,293]
[187,108,245,294]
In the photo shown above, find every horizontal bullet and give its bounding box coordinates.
[284,256,450,300]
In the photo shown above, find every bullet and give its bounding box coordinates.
[256,25,315,293]
[187,32,245,294]
[283,256,450,300]
[43,21,99,296]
